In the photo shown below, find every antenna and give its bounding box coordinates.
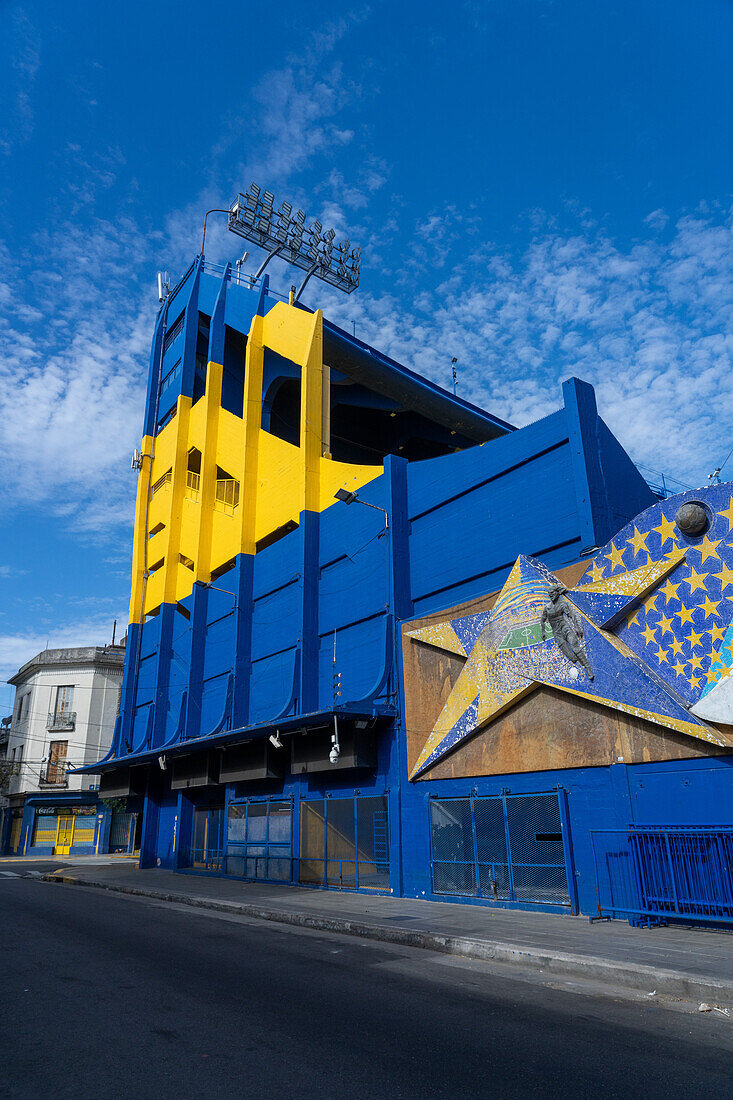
[235,250,249,274]
[157,272,170,303]
[451,357,458,395]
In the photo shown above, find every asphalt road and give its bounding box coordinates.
[0,878,731,1100]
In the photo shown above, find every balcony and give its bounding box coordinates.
[47,711,76,732]
[38,767,68,788]
[186,469,200,500]
[215,478,240,515]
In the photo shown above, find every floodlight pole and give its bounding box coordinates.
[253,241,286,281]
[201,209,232,256]
[293,261,319,303]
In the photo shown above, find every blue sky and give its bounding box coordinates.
[2,0,733,702]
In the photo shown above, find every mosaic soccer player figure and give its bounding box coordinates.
[540,583,594,680]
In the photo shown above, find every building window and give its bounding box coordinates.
[49,685,76,730]
[46,740,68,785]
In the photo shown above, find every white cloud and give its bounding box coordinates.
[0,9,40,153]
[0,613,126,688]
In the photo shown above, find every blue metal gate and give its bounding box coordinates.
[430,792,573,908]
[591,825,733,926]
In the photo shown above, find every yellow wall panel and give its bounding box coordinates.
[130,302,385,621]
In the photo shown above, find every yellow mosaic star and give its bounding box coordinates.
[673,660,687,677]
[641,623,657,645]
[706,663,722,683]
[653,514,678,547]
[683,568,709,594]
[690,676,701,690]
[687,627,704,650]
[627,528,649,556]
[699,596,720,619]
[675,605,695,627]
[689,653,704,671]
[657,612,675,636]
[605,542,626,571]
[655,646,669,664]
[709,623,726,644]
[659,578,681,603]
[717,496,733,527]
[586,561,605,583]
[696,536,721,564]
[627,608,642,628]
[714,563,733,591]
[670,637,684,656]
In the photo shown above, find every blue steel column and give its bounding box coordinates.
[299,511,320,713]
[184,582,210,740]
[383,455,412,898]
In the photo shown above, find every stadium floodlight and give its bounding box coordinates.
[228,183,362,298]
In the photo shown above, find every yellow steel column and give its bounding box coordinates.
[239,315,265,556]
[162,398,193,605]
[195,362,224,584]
[128,434,154,625]
[299,310,324,512]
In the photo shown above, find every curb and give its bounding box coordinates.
[44,872,733,1007]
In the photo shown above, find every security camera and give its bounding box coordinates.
[329,745,340,765]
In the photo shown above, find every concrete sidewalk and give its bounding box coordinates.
[45,863,733,1006]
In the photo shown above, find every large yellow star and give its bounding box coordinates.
[670,637,684,656]
[684,568,709,594]
[585,561,605,583]
[657,612,675,636]
[627,528,649,556]
[653,514,678,547]
[690,675,701,690]
[655,646,669,664]
[699,596,720,619]
[714,563,733,590]
[696,536,721,564]
[717,496,733,527]
[673,660,687,677]
[675,605,695,627]
[709,622,726,644]
[659,578,681,603]
[689,653,704,672]
[605,542,626,571]
[687,627,704,649]
[641,623,657,645]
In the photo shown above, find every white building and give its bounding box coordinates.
[2,645,126,854]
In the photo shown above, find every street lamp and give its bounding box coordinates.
[334,488,389,531]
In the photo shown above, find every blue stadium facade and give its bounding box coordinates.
[83,254,733,923]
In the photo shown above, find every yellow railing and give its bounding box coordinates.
[186,470,200,499]
[152,470,172,496]
[215,478,240,513]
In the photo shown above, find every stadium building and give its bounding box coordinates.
[82,209,733,923]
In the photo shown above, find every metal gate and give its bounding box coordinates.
[299,795,390,892]
[429,792,572,907]
[226,799,292,881]
[191,806,224,871]
[109,812,134,853]
[591,825,733,926]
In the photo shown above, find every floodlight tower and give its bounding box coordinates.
[227,183,362,301]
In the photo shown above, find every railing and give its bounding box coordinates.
[39,766,68,787]
[200,261,290,303]
[215,478,240,513]
[189,847,224,872]
[152,470,172,496]
[591,826,733,927]
[186,470,200,497]
[46,711,76,731]
[222,849,390,892]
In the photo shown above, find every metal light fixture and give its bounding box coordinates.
[229,183,362,299]
[334,488,389,530]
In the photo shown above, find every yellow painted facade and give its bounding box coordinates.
[129,303,382,623]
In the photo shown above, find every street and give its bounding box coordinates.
[0,878,731,1099]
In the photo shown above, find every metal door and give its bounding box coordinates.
[191,807,223,870]
[430,792,572,907]
[55,815,75,855]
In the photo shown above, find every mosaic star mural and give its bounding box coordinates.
[407,484,733,779]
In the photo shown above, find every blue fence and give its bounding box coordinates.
[591,826,733,926]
